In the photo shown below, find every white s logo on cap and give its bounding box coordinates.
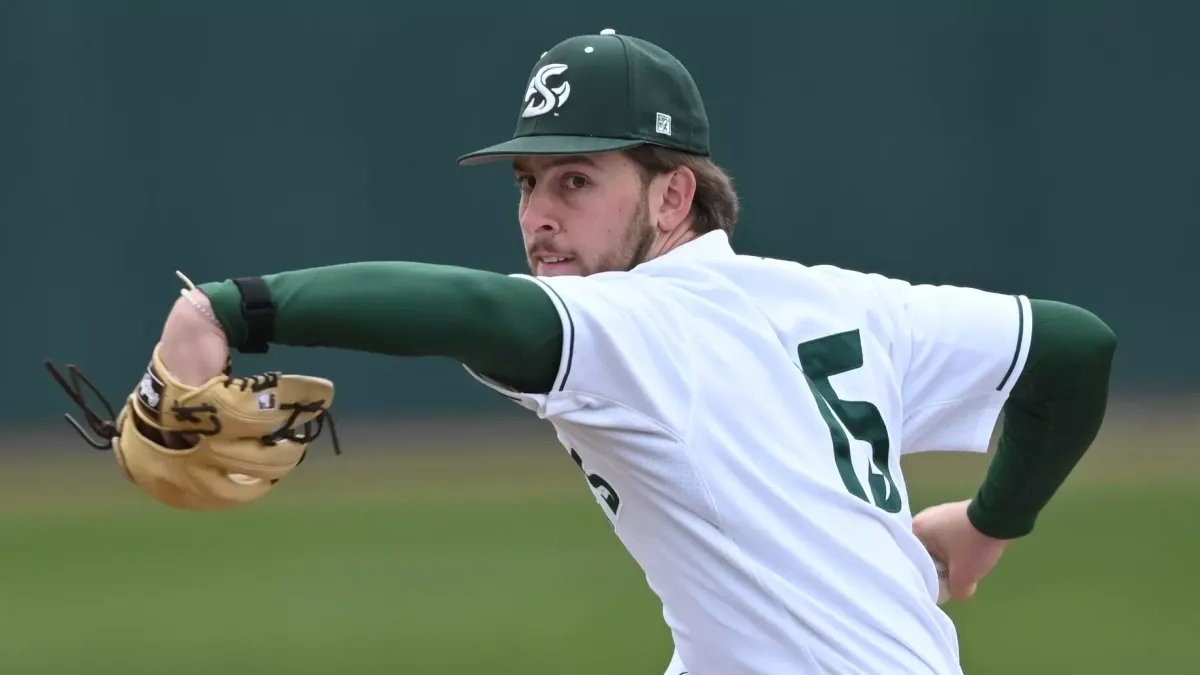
[522,63,571,118]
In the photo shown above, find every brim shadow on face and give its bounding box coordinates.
[457,135,647,166]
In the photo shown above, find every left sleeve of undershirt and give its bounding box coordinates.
[198,261,564,395]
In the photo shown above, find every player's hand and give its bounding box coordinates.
[911,499,1012,602]
[158,291,230,386]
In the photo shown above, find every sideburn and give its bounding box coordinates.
[620,197,658,272]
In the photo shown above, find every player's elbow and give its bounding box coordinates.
[1067,302,1117,367]
[1030,298,1118,377]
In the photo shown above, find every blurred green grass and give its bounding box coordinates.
[0,414,1195,674]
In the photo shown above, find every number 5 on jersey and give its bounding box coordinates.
[797,330,902,514]
[570,448,622,520]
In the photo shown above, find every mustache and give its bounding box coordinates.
[526,238,569,257]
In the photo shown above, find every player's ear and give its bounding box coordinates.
[652,166,697,235]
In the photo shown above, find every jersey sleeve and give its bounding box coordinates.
[463,273,693,433]
[877,279,1033,455]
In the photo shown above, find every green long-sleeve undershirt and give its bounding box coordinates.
[198,262,1115,540]
[200,262,562,395]
[967,299,1117,538]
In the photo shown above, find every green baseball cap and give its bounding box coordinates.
[457,29,710,166]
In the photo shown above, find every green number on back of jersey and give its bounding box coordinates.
[797,330,902,514]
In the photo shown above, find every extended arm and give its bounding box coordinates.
[185,262,564,394]
[967,299,1117,539]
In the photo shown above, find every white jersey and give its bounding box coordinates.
[466,231,1031,675]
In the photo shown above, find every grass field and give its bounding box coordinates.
[0,412,1194,674]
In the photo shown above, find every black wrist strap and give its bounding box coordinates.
[231,276,275,354]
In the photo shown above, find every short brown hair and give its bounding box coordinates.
[625,144,740,239]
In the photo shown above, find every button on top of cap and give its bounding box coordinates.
[600,28,616,35]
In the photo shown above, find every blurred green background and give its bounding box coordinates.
[1,413,1196,675]
[2,2,1196,674]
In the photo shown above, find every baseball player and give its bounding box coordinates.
[47,29,1116,674]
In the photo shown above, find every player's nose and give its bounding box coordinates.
[519,187,562,236]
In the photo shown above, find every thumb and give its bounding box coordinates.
[947,561,980,600]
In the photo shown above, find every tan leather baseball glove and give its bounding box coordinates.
[45,343,339,511]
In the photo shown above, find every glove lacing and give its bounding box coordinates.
[44,361,341,456]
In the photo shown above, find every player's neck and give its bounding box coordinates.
[647,224,699,262]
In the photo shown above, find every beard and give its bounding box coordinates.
[526,193,658,277]
[594,196,657,275]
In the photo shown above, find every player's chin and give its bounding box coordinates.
[535,259,584,277]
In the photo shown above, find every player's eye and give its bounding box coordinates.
[515,175,534,192]
[563,174,589,189]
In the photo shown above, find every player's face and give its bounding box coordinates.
[514,152,657,277]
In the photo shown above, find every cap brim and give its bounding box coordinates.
[457,135,646,166]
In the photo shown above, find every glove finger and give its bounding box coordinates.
[208,439,307,481]
[183,465,274,508]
